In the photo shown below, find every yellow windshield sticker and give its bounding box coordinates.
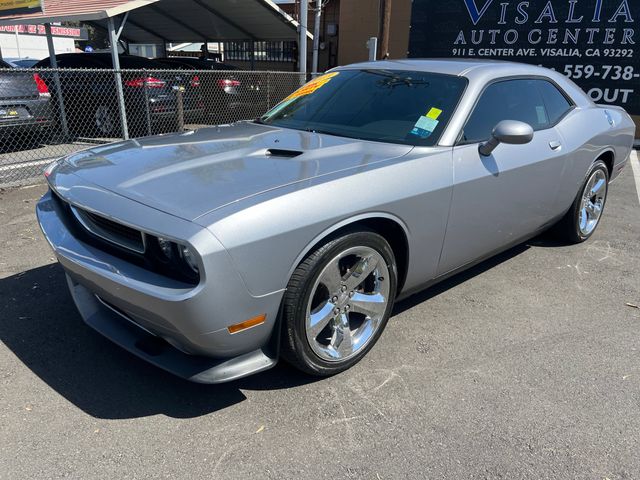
[283,72,340,102]
[426,107,442,120]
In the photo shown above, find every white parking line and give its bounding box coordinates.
[630,150,640,206]
[0,159,51,172]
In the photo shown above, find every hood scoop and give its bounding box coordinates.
[265,148,304,158]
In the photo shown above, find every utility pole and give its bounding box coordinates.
[380,0,392,59]
[299,0,308,74]
[311,0,322,74]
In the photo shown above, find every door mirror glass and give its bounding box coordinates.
[479,120,534,156]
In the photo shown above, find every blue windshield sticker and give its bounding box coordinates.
[410,127,430,138]
[409,115,439,138]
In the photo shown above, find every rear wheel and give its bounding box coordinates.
[93,104,117,137]
[281,230,397,376]
[554,160,609,243]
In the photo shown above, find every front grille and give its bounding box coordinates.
[70,205,145,254]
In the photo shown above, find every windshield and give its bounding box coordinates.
[259,69,467,146]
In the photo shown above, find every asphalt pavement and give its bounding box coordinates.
[1,154,639,479]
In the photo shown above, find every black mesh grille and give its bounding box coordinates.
[82,210,143,245]
[73,207,145,253]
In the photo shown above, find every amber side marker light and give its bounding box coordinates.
[227,314,266,334]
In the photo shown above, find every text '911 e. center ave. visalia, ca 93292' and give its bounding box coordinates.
[36,59,636,383]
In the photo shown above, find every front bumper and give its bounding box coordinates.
[0,97,52,133]
[66,276,276,383]
[36,185,283,383]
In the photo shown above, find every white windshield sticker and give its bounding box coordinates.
[410,115,439,138]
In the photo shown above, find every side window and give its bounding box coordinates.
[462,79,549,144]
[55,58,72,68]
[535,80,573,125]
[57,57,97,68]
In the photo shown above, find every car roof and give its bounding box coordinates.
[338,58,551,78]
[341,58,593,148]
[337,58,592,109]
[35,53,168,69]
[157,57,241,70]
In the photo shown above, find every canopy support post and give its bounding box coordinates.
[298,0,308,75]
[44,23,69,138]
[108,16,129,140]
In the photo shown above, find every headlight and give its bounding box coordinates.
[179,245,199,273]
[150,236,200,281]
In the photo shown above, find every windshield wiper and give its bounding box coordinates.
[305,127,363,141]
[362,68,429,88]
[305,127,341,137]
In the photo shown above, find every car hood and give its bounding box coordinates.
[59,122,413,221]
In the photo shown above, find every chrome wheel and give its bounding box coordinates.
[94,105,115,136]
[305,246,390,362]
[578,169,607,236]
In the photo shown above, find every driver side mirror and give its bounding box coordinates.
[479,120,534,156]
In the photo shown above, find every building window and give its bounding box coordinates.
[129,44,160,58]
[223,41,296,62]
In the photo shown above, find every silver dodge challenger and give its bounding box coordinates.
[37,59,636,383]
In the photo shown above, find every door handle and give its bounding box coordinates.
[549,140,562,150]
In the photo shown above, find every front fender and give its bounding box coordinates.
[197,148,454,297]
[282,211,410,286]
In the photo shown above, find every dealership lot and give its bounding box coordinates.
[1,155,639,479]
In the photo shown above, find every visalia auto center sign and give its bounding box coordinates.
[408,0,639,115]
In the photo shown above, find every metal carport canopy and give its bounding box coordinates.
[0,0,312,42]
[0,0,312,141]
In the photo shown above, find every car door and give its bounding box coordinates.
[437,78,569,275]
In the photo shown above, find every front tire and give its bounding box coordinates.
[281,230,397,376]
[555,160,609,243]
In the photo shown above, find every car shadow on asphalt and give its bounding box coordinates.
[392,243,531,315]
[1,241,536,420]
[0,263,318,420]
[392,228,574,316]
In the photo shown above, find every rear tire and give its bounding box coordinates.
[93,104,118,137]
[554,160,609,243]
[280,229,397,376]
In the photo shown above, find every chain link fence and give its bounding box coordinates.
[0,67,307,187]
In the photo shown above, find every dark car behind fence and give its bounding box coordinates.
[0,67,306,187]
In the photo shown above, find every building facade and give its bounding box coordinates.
[289,0,639,136]
[0,24,85,60]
